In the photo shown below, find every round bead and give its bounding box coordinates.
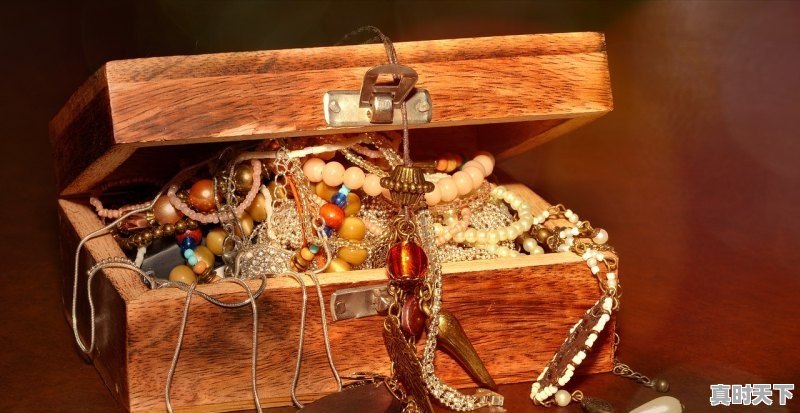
[554,389,571,407]
[593,229,609,245]
[342,167,366,190]
[387,240,428,285]
[487,230,500,244]
[324,257,352,273]
[268,180,288,200]
[302,157,326,182]
[653,378,670,393]
[474,152,495,176]
[424,185,442,206]
[192,261,208,275]
[452,171,474,196]
[188,179,217,212]
[338,217,366,240]
[463,160,486,176]
[180,236,197,251]
[205,227,227,255]
[363,174,383,197]
[401,295,427,338]
[175,228,202,246]
[522,238,538,253]
[315,182,338,201]
[435,157,449,172]
[319,203,345,229]
[246,193,268,222]
[535,227,553,243]
[464,228,477,243]
[153,195,184,225]
[233,163,254,195]
[194,245,215,267]
[343,193,361,216]
[331,192,348,208]
[462,166,484,188]
[322,161,346,187]
[299,247,316,261]
[476,230,488,244]
[337,246,368,266]
[235,212,254,238]
[437,178,458,203]
[169,265,197,284]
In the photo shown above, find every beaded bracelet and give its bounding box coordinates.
[111,217,199,250]
[90,177,162,219]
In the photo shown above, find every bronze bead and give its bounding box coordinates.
[233,164,254,195]
[132,233,144,247]
[653,378,670,393]
[175,220,187,233]
[142,230,154,243]
[186,219,198,230]
[535,227,552,243]
[153,227,164,239]
[162,223,175,236]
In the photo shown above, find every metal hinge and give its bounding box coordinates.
[324,63,432,127]
[330,284,391,322]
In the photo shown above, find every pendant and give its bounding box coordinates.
[383,315,434,413]
[580,397,615,413]
[297,382,402,413]
[629,396,683,413]
[435,310,498,390]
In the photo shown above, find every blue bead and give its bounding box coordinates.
[188,256,198,266]
[338,185,350,195]
[323,226,333,237]
[332,192,348,208]
[181,237,197,250]
[183,249,194,259]
[309,244,320,254]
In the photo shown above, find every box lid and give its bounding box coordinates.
[50,32,612,196]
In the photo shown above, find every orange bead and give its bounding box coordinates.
[387,240,428,286]
[319,203,345,229]
[188,179,217,212]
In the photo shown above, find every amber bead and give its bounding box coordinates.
[337,246,368,266]
[315,182,339,201]
[246,193,268,222]
[319,203,345,229]
[299,247,316,261]
[194,245,215,267]
[153,195,183,225]
[169,265,197,284]
[338,217,366,241]
[233,163,254,195]
[188,179,217,212]
[234,212,254,238]
[401,295,427,338]
[343,193,361,217]
[387,240,428,285]
[205,227,227,255]
[324,257,352,273]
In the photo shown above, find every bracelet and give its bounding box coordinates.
[111,217,199,250]
[90,177,161,219]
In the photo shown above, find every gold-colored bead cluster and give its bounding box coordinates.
[380,165,434,206]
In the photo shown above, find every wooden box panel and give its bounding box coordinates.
[60,183,615,413]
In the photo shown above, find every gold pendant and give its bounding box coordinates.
[383,315,434,413]
[436,310,498,390]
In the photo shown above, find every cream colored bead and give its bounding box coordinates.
[531,245,545,254]
[522,238,537,253]
[487,230,499,244]
[593,228,609,244]
[476,230,488,244]
[497,247,509,257]
[554,389,571,407]
[453,231,465,243]
[464,228,477,243]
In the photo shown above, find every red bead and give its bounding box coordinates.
[189,179,217,212]
[387,240,428,285]
[319,203,345,229]
[175,228,202,245]
[401,295,427,338]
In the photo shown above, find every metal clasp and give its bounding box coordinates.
[330,284,391,322]
[324,64,432,127]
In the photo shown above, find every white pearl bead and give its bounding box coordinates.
[497,247,509,257]
[532,245,545,254]
[487,230,499,244]
[593,229,609,244]
[453,231,465,243]
[496,227,508,241]
[522,238,537,252]
[493,186,506,198]
[476,230,488,244]
[554,389,571,407]
[464,228,477,243]
[486,244,498,254]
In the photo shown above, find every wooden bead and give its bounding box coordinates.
[338,217,366,241]
[246,193,268,222]
[337,246,368,266]
[153,195,183,225]
[343,193,361,216]
[322,161,345,187]
[188,179,217,212]
[343,167,366,190]
[205,227,227,255]
[324,257,351,273]
[320,203,345,229]
[233,163,254,195]
[169,265,197,284]
[302,157,325,182]
[363,174,383,197]
[315,182,338,201]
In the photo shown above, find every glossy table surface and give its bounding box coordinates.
[1,1,798,412]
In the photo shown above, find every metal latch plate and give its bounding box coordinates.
[324,89,432,127]
[330,284,390,322]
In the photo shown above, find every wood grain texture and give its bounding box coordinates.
[59,184,614,413]
[50,33,611,195]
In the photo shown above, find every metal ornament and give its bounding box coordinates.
[381,165,434,206]
[383,315,434,413]
[434,310,498,391]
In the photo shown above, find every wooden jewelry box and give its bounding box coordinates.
[52,33,614,412]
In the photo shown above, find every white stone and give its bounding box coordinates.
[629,396,683,413]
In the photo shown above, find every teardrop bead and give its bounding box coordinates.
[386,240,428,286]
[628,396,683,413]
[401,295,427,338]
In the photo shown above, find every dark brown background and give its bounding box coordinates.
[1,1,798,412]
